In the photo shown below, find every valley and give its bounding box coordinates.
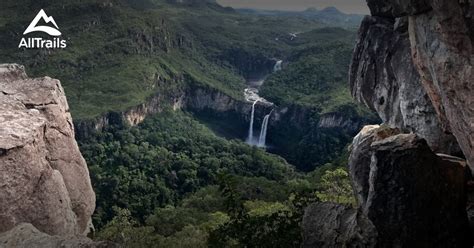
[1,0,472,247]
[0,0,376,247]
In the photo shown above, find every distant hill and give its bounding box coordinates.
[237,7,364,29]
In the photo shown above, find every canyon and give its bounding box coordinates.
[1,0,472,246]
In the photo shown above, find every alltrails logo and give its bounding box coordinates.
[18,9,67,49]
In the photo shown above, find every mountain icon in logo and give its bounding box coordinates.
[23,9,61,36]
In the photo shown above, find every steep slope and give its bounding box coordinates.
[0,0,376,171]
[0,64,95,237]
[0,0,321,120]
[303,0,473,246]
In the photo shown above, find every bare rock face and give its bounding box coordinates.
[408,0,473,169]
[363,130,470,247]
[0,223,113,248]
[0,64,95,236]
[304,126,471,247]
[309,0,474,246]
[302,202,377,248]
[350,15,460,155]
[351,0,473,170]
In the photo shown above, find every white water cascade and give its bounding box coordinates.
[257,110,273,148]
[245,59,282,146]
[247,100,259,144]
[273,60,283,72]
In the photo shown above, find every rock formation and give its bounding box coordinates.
[349,15,460,155]
[0,223,113,248]
[304,126,471,247]
[0,64,95,237]
[304,0,473,246]
[302,202,377,248]
[351,0,473,169]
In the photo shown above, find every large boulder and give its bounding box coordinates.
[0,64,95,235]
[304,126,471,247]
[363,131,470,247]
[302,202,377,248]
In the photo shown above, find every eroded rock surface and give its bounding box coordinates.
[350,0,473,169]
[364,131,470,247]
[0,223,112,248]
[308,0,473,246]
[304,126,471,247]
[0,64,95,236]
[350,15,460,155]
[408,0,473,169]
[302,202,377,248]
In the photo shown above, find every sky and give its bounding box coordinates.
[216,0,370,15]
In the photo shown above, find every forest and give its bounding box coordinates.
[79,110,355,247]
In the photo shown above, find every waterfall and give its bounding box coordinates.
[273,60,283,72]
[247,100,259,144]
[257,110,273,148]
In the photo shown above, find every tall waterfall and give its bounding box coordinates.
[257,110,273,148]
[273,60,283,72]
[247,100,259,144]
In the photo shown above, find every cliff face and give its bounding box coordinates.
[350,15,460,155]
[0,64,95,236]
[351,0,473,168]
[304,126,471,247]
[304,0,473,246]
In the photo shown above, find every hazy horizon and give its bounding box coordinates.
[216,0,370,15]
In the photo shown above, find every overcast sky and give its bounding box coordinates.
[216,0,369,15]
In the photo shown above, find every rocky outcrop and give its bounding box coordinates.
[0,64,95,236]
[335,1,474,245]
[351,0,473,168]
[408,0,473,169]
[304,126,472,247]
[357,126,469,247]
[318,112,367,133]
[74,79,274,141]
[350,15,460,155]
[302,202,377,248]
[0,223,113,248]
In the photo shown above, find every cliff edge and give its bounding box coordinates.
[304,0,473,246]
[0,64,95,237]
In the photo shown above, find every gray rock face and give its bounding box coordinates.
[302,202,377,248]
[304,126,471,247]
[363,131,470,247]
[0,223,113,248]
[350,16,459,155]
[408,0,473,169]
[0,64,95,236]
[309,0,474,246]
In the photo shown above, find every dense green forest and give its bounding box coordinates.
[79,110,355,247]
[1,0,373,246]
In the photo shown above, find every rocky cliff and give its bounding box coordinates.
[0,64,98,246]
[304,0,473,246]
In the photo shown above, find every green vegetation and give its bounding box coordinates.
[79,110,356,247]
[0,0,324,119]
[260,28,357,113]
[0,1,375,246]
[79,110,293,226]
